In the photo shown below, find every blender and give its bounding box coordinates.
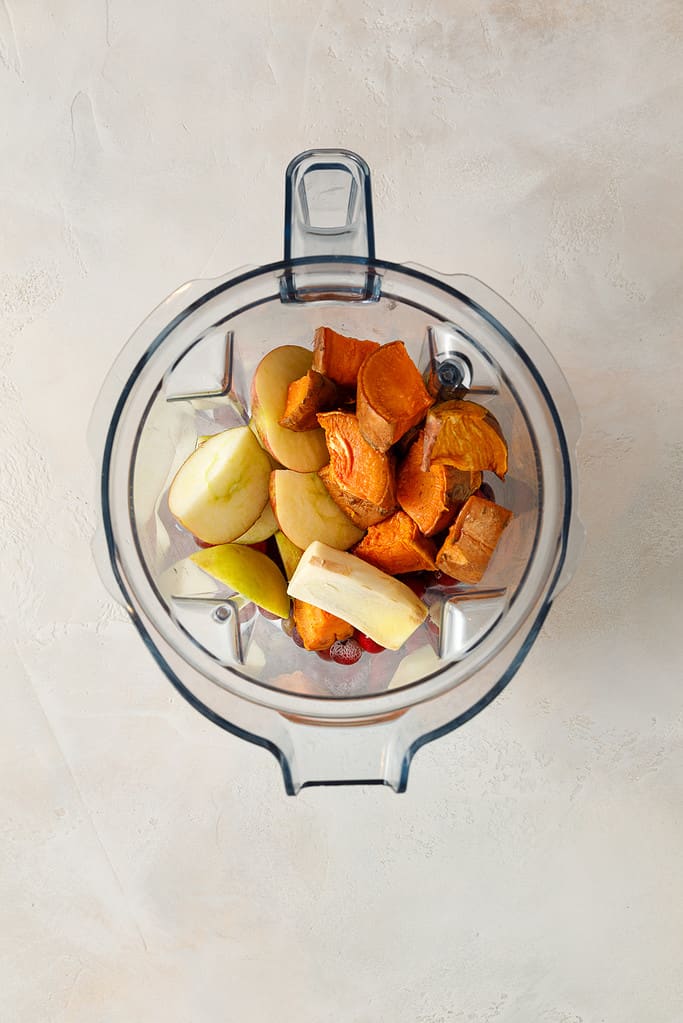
[90,149,582,793]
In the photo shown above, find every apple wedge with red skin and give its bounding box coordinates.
[250,345,329,472]
[168,426,272,546]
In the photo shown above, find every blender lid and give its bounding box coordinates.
[90,149,583,793]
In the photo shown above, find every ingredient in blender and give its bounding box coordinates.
[329,637,363,665]
[317,410,396,528]
[351,510,437,575]
[287,541,429,651]
[269,469,364,551]
[356,340,434,451]
[312,325,380,387]
[422,399,508,477]
[168,426,272,545]
[273,530,304,580]
[397,428,481,536]
[292,598,354,651]
[233,501,278,544]
[190,543,290,618]
[279,370,339,431]
[167,327,513,664]
[250,345,329,471]
[435,494,513,584]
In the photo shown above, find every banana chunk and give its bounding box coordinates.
[287,541,427,651]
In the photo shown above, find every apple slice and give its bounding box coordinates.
[168,426,271,545]
[250,345,329,471]
[190,544,290,618]
[274,530,304,580]
[234,501,278,544]
[270,469,364,552]
[287,541,427,650]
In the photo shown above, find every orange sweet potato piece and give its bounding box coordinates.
[317,467,388,529]
[352,510,437,574]
[293,598,354,651]
[397,430,482,536]
[435,494,512,583]
[317,411,396,529]
[356,341,434,452]
[312,326,380,387]
[279,370,338,431]
[422,400,508,478]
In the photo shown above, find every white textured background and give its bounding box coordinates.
[2,2,682,1020]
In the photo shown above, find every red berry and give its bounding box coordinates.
[248,541,268,554]
[316,647,333,661]
[356,632,384,654]
[330,638,363,665]
[402,573,428,599]
[258,606,281,621]
[239,603,256,624]
[433,570,459,587]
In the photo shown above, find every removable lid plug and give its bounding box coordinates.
[281,149,381,302]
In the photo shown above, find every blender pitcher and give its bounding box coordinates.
[90,149,583,793]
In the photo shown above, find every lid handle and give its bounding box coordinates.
[284,149,376,261]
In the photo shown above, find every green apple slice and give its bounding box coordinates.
[274,530,304,580]
[270,469,364,551]
[287,541,427,650]
[168,426,271,545]
[190,544,290,619]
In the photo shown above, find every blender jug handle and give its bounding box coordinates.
[281,149,380,301]
[284,149,375,260]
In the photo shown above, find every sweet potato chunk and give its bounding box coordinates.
[397,429,482,536]
[435,495,512,583]
[279,370,338,431]
[317,411,396,529]
[357,341,434,452]
[293,598,354,651]
[312,326,380,387]
[352,511,437,575]
[317,467,388,529]
[422,400,508,478]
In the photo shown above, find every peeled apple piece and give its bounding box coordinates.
[287,541,428,650]
[168,426,272,545]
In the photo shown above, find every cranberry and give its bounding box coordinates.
[402,573,428,599]
[433,570,459,588]
[330,638,363,665]
[248,541,268,554]
[259,606,281,621]
[238,603,256,624]
[356,632,384,654]
[316,647,333,661]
